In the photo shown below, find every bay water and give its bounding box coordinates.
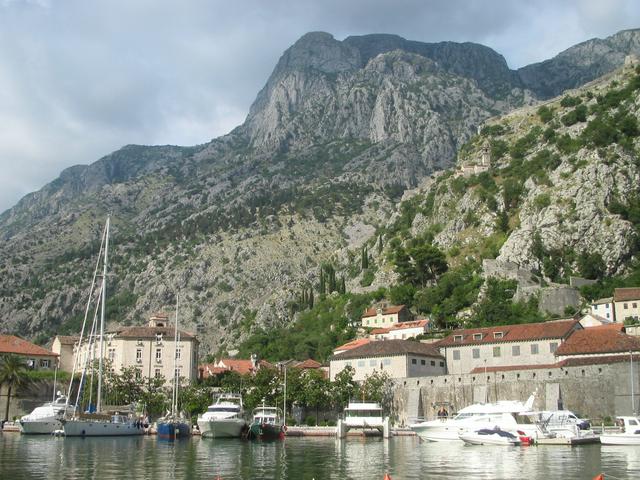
[1,433,638,479]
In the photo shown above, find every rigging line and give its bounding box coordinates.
[65,220,108,411]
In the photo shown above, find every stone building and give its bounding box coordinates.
[435,319,581,374]
[329,339,445,381]
[369,319,430,340]
[71,313,199,384]
[361,304,412,328]
[590,297,615,322]
[198,355,273,380]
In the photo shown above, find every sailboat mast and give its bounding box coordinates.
[97,215,110,413]
[631,351,635,416]
[173,293,179,416]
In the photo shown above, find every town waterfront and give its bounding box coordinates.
[1,434,638,479]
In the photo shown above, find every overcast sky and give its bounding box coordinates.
[0,0,639,213]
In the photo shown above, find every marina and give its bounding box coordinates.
[1,431,638,479]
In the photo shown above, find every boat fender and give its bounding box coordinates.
[283,425,287,432]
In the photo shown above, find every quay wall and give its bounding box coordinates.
[392,361,638,426]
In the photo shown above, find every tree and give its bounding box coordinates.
[0,354,31,423]
[394,241,448,288]
[331,366,357,410]
[360,370,394,415]
[301,369,330,424]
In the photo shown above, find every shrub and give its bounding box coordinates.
[533,193,551,211]
[537,105,553,123]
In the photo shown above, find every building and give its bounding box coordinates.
[0,335,58,369]
[198,355,273,380]
[361,304,412,328]
[555,324,640,359]
[590,297,615,322]
[579,312,612,328]
[436,319,581,374]
[369,319,430,341]
[71,313,199,384]
[329,339,445,381]
[613,288,640,323]
[51,335,79,372]
[333,338,371,356]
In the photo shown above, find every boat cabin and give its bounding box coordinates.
[252,407,282,425]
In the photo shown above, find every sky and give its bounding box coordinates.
[0,0,639,213]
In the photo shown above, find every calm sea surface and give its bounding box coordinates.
[1,433,638,480]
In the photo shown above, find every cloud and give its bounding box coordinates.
[0,0,638,212]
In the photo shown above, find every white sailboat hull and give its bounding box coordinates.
[198,417,246,438]
[63,419,145,437]
[459,432,520,446]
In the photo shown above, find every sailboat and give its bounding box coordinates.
[62,216,145,437]
[156,293,191,440]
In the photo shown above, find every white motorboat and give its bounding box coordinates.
[197,393,247,438]
[600,416,640,445]
[525,410,595,440]
[19,393,75,434]
[410,395,537,442]
[459,428,521,446]
[343,401,385,431]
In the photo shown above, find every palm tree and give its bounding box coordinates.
[0,354,31,423]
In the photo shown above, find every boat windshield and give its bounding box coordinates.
[346,410,382,417]
[208,407,239,413]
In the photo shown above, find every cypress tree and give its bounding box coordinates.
[309,288,314,308]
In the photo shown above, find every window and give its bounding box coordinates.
[155,368,162,378]
[453,350,461,360]
[634,303,638,309]
[473,333,483,340]
[625,303,629,309]
[136,349,143,363]
[531,344,539,355]
[550,342,558,353]
[606,304,610,309]
[369,359,376,366]
[383,359,391,366]
[358,360,365,367]
[494,332,504,339]
[472,348,480,359]
[155,348,162,363]
[345,361,352,367]
[512,345,520,356]
[430,360,435,366]
[493,346,501,357]
[135,369,142,380]
[176,348,182,360]
[108,348,116,362]
[40,359,50,368]
[421,359,426,366]
[439,361,445,367]
[454,335,463,342]
[411,358,417,365]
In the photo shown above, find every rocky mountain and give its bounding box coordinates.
[1,29,639,353]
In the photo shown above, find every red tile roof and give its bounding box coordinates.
[294,359,323,369]
[370,328,391,335]
[333,338,371,353]
[0,335,58,357]
[436,319,580,348]
[614,288,640,302]
[198,363,228,379]
[112,325,195,340]
[331,339,443,360]
[362,305,406,318]
[217,358,274,375]
[389,319,429,331]
[555,326,640,356]
[54,335,80,345]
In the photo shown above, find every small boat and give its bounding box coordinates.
[248,404,285,440]
[19,392,75,434]
[600,416,640,445]
[340,400,386,435]
[197,393,247,438]
[459,427,521,446]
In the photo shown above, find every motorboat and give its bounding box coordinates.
[248,405,285,440]
[19,392,75,434]
[459,428,521,446]
[343,401,385,432]
[525,410,595,440]
[197,393,247,438]
[410,395,537,442]
[600,416,640,445]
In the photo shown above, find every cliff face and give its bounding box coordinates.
[1,29,639,352]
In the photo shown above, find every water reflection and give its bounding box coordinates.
[1,434,639,479]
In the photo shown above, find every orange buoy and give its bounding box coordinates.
[592,474,604,480]
[383,474,392,480]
